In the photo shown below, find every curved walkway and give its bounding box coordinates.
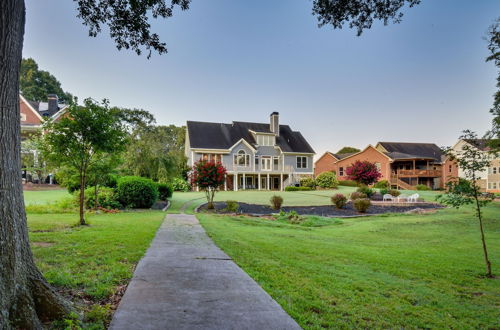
[110,213,300,330]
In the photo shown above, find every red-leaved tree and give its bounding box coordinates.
[346,160,382,186]
[191,160,227,209]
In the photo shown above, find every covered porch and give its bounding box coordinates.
[226,173,289,191]
[390,158,442,189]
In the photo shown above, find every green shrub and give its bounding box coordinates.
[380,188,401,197]
[157,183,173,200]
[415,184,431,191]
[357,185,375,198]
[350,191,367,200]
[116,176,159,208]
[331,194,347,209]
[277,210,305,224]
[270,195,284,210]
[300,177,316,189]
[338,180,358,187]
[82,187,121,210]
[373,180,389,189]
[172,177,190,192]
[316,171,339,189]
[224,200,239,213]
[353,198,371,213]
[285,186,312,191]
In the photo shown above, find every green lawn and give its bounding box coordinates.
[198,204,500,329]
[167,187,440,213]
[24,189,71,205]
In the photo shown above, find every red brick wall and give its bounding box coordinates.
[442,158,459,187]
[314,153,338,177]
[335,146,392,181]
[20,97,41,125]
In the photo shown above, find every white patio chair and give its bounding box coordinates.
[383,194,394,202]
[397,194,408,202]
[408,193,419,203]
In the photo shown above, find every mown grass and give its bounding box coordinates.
[24,188,71,205]
[28,210,165,328]
[198,204,500,329]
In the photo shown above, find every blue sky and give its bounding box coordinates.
[23,0,499,157]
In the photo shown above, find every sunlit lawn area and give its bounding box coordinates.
[24,188,71,205]
[167,187,441,213]
[24,190,165,328]
[198,204,500,328]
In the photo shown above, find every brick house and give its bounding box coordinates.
[185,112,315,191]
[20,93,69,140]
[315,142,458,190]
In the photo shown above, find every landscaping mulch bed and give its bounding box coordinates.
[199,201,444,217]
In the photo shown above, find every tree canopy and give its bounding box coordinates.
[486,18,500,150]
[337,146,361,154]
[20,58,73,103]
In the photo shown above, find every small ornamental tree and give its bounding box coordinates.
[346,160,382,186]
[191,160,227,209]
[437,130,496,278]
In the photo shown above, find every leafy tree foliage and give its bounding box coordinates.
[43,99,127,225]
[122,125,188,181]
[20,58,73,103]
[346,160,382,186]
[191,160,227,209]
[486,18,500,151]
[337,146,360,154]
[312,0,421,36]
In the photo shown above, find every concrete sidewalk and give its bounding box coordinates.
[110,214,301,330]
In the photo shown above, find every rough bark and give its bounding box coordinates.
[79,169,87,225]
[0,1,72,328]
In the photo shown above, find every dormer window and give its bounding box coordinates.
[257,134,275,146]
[234,150,250,166]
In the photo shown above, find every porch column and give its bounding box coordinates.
[280,173,283,191]
[243,173,246,190]
[234,173,238,191]
[267,173,270,190]
[413,159,416,170]
[224,174,227,191]
[258,173,261,190]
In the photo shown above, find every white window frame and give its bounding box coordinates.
[296,156,307,169]
[234,150,249,167]
[261,156,272,171]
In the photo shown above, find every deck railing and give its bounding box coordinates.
[393,169,441,177]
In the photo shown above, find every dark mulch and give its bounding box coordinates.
[151,200,168,210]
[199,202,443,217]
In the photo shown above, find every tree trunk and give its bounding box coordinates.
[0,1,72,328]
[79,170,87,225]
[475,196,493,277]
[94,184,99,212]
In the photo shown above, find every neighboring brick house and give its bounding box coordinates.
[315,142,458,190]
[185,112,315,191]
[452,139,500,192]
[20,93,69,140]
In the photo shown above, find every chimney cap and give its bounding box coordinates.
[270,111,279,116]
[47,94,58,99]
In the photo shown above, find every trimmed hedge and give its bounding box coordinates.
[338,180,358,187]
[285,186,313,191]
[415,184,431,191]
[300,177,316,189]
[82,186,121,209]
[157,183,173,200]
[357,185,375,198]
[331,194,347,209]
[117,176,159,208]
[316,171,339,189]
[353,198,371,213]
[373,180,389,189]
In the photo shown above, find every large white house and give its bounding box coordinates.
[185,112,315,191]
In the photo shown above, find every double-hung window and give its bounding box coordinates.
[234,150,249,166]
[339,167,344,176]
[296,156,307,169]
[261,157,272,171]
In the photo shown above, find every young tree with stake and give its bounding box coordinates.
[437,130,496,278]
[43,99,127,225]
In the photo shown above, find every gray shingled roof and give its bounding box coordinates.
[379,142,444,162]
[187,120,315,154]
[332,152,356,160]
[464,139,490,151]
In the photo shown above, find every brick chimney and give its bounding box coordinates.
[47,94,59,115]
[270,112,279,136]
